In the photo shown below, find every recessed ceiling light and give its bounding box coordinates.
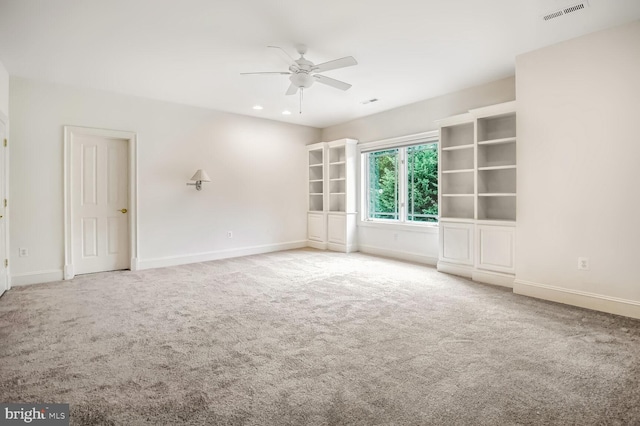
[282,110,291,115]
[252,105,263,110]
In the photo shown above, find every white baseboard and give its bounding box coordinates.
[437,262,514,288]
[307,240,327,250]
[359,245,438,265]
[436,261,473,278]
[514,279,640,320]
[12,269,64,286]
[138,240,307,270]
[326,242,358,253]
[472,270,514,288]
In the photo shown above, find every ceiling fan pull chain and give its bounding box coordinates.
[299,88,303,114]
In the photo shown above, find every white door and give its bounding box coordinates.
[0,120,6,296]
[72,135,129,275]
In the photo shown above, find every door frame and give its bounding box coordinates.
[63,126,139,280]
[0,111,9,291]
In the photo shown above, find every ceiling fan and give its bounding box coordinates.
[241,45,358,113]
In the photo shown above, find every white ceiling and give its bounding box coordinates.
[1,0,639,128]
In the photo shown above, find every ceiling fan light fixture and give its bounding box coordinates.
[290,72,314,89]
[282,110,292,115]
[252,105,263,110]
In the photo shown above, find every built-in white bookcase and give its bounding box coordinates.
[439,114,475,221]
[306,139,358,252]
[437,101,517,288]
[476,110,517,222]
[308,147,324,212]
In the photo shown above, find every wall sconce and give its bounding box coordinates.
[186,169,211,191]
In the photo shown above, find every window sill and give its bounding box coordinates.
[358,219,439,234]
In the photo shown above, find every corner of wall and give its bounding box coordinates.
[0,59,9,119]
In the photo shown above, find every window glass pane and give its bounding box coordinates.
[407,143,438,222]
[368,149,399,220]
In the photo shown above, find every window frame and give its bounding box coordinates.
[359,131,439,228]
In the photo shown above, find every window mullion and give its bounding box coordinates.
[399,148,406,223]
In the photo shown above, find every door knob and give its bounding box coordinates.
[120,208,128,214]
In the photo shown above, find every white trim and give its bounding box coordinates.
[358,130,438,153]
[326,242,357,253]
[307,240,328,250]
[472,270,514,288]
[358,219,439,234]
[435,112,474,127]
[359,244,437,265]
[12,269,64,287]
[469,100,516,119]
[514,279,640,320]
[0,112,9,290]
[436,261,473,278]
[138,240,307,270]
[64,126,139,280]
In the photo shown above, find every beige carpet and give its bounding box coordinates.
[1,248,640,425]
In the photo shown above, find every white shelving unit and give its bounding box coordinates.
[308,146,325,212]
[437,101,517,287]
[439,113,475,221]
[306,139,358,252]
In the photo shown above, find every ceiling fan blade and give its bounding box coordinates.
[267,45,296,63]
[313,75,352,91]
[313,56,357,73]
[285,83,299,96]
[240,71,291,75]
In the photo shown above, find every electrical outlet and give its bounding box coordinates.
[227,231,233,239]
[19,248,29,257]
[578,257,589,270]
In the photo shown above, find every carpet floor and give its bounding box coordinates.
[1,249,640,425]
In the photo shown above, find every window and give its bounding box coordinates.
[368,149,399,220]
[364,141,438,224]
[406,144,438,222]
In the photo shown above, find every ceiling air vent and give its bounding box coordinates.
[361,98,379,105]
[543,1,589,21]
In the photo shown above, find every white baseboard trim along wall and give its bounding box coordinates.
[11,240,307,286]
[137,240,308,270]
[358,244,438,266]
[12,269,64,287]
[10,244,640,321]
[513,279,640,320]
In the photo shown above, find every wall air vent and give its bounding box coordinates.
[543,1,589,21]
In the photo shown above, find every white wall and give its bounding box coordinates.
[10,77,320,284]
[515,20,640,318]
[321,77,516,264]
[322,77,516,144]
[0,59,8,118]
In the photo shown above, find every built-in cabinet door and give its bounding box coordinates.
[307,213,325,242]
[476,224,515,274]
[327,214,346,244]
[439,221,474,266]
